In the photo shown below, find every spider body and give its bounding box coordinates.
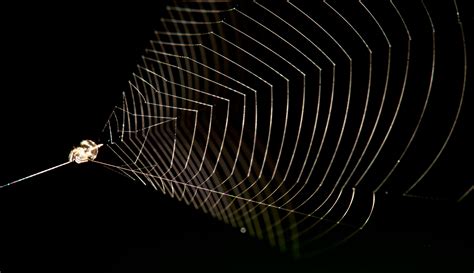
[68,140,103,164]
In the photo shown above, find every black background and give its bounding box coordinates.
[0,1,472,272]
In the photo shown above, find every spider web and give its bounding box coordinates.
[93,0,468,257]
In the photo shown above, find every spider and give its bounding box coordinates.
[68,140,103,164]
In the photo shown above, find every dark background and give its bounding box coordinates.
[0,1,472,272]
